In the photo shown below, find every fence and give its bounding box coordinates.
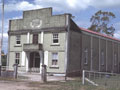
[82,70,120,88]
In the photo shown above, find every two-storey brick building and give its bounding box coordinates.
[8,8,120,76]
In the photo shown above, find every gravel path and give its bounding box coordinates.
[0,81,36,90]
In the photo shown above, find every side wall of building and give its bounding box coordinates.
[66,20,82,76]
[81,31,120,73]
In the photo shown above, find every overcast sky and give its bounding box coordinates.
[0,0,120,53]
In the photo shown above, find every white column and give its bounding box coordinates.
[39,51,44,74]
[26,52,29,72]
[21,51,25,66]
[41,32,44,44]
[27,32,30,43]
[44,51,48,66]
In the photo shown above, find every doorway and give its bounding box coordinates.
[29,52,40,72]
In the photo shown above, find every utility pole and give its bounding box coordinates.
[0,0,4,75]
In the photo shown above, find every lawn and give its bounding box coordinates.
[0,77,120,90]
[27,79,120,90]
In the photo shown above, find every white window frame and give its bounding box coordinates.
[16,35,21,45]
[84,48,88,64]
[101,51,104,65]
[52,33,59,44]
[114,53,117,66]
[15,53,20,64]
[52,52,58,67]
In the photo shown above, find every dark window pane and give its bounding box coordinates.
[16,35,21,44]
[52,60,57,65]
[16,41,20,44]
[53,39,58,43]
[15,59,19,64]
[33,34,38,44]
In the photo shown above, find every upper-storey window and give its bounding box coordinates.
[16,35,21,45]
[33,34,38,44]
[53,33,59,44]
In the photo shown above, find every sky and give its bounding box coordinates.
[0,0,120,53]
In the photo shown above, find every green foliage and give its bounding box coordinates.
[1,51,7,66]
[88,10,116,36]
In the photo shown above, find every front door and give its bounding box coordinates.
[29,52,40,72]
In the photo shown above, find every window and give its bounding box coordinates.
[16,35,21,44]
[114,53,117,66]
[33,34,38,44]
[53,33,59,44]
[52,53,58,66]
[15,53,20,64]
[101,51,104,65]
[84,48,88,64]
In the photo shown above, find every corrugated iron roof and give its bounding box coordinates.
[80,27,120,42]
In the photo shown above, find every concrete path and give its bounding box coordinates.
[18,72,74,82]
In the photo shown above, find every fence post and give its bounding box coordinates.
[0,65,1,76]
[82,70,85,85]
[41,65,47,83]
[13,64,18,79]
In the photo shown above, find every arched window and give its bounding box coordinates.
[101,51,104,65]
[114,53,117,66]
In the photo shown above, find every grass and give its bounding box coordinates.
[27,78,120,90]
[0,77,120,90]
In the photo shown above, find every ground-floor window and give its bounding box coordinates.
[84,48,88,64]
[52,53,58,66]
[15,53,20,64]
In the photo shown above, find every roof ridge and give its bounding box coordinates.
[80,27,120,42]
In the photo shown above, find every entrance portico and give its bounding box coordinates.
[23,43,43,73]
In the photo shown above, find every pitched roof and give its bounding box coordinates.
[80,27,120,42]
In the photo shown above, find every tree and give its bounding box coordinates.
[1,50,7,66]
[88,10,116,36]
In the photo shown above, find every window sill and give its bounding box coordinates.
[50,66,59,69]
[51,43,60,46]
[14,44,22,47]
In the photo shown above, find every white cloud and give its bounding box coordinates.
[4,1,42,12]
[114,31,120,39]
[34,0,120,12]
[114,22,120,38]
[1,0,120,13]
[90,0,120,8]
[0,33,8,38]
